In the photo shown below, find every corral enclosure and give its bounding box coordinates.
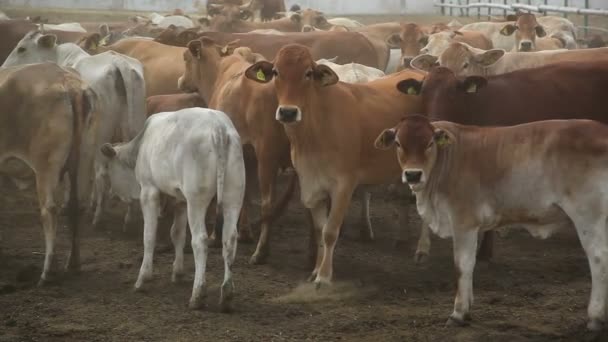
[0,2,608,342]
[1,0,607,13]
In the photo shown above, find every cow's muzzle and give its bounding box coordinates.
[402,169,423,184]
[519,40,533,52]
[276,106,302,123]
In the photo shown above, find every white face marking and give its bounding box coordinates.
[402,168,426,191]
[275,105,302,123]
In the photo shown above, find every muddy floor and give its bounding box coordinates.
[1,7,608,342]
[0,172,604,342]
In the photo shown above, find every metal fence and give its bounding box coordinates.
[435,0,608,36]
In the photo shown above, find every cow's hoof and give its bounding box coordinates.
[314,277,331,291]
[445,315,470,327]
[188,297,205,310]
[248,251,267,265]
[587,319,605,332]
[415,251,429,264]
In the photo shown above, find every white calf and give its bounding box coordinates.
[100,108,245,311]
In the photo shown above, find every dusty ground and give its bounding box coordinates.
[1,7,608,342]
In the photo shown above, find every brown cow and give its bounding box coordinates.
[0,62,98,284]
[386,22,450,67]
[80,37,185,97]
[243,44,424,284]
[177,38,292,264]
[154,30,385,70]
[499,13,576,51]
[375,115,608,331]
[146,93,208,116]
[394,62,608,260]
[0,20,85,64]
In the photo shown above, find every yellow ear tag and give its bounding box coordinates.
[436,135,450,147]
[256,69,266,81]
[407,86,417,95]
[466,83,477,93]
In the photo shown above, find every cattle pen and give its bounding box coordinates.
[1,3,608,342]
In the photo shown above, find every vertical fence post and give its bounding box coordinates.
[450,0,453,16]
[467,0,470,17]
[487,0,492,20]
[503,0,507,17]
[543,0,548,15]
[563,0,568,18]
[441,0,445,16]
[584,0,590,37]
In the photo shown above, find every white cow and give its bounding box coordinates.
[2,30,148,229]
[327,17,364,29]
[411,42,608,76]
[100,108,245,311]
[460,15,576,51]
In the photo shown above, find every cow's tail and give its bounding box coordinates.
[250,170,297,228]
[214,128,229,241]
[114,56,147,138]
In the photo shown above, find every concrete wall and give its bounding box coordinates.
[1,0,606,14]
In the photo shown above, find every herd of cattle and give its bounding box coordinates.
[1,0,608,332]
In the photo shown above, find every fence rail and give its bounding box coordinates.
[435,1,608,36]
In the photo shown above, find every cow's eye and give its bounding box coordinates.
[17,47,26,53]
[305,70,313,79]
[395,140,401,148]
[463,62,469,69]
[272,69,279,77]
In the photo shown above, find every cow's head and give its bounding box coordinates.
[2,30,57,67]
[178,37,238,93]
[419,30,462,56]
[244,44,339,124]
[375,115,453,191]
[387,23,428,68]
[500,13,546,52]
[298,9,330,32]
[207,1,255,31]
[155,25,200,46]
[412,42,504,76]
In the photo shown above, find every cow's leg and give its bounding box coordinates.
[219,203,240,313]
[134,187,160,291]
[308,200,329,282]
[447,228,478,327]
[35,171,60,285]
[92,164,108,229]
[170,203,188,283]
[314,184,355,286]
[187,193,214,310]
[359,190,374,241]
[415,224,432,263]
[249,156,279,265]
[570,214,608,331]
[237,161,255,243]
[306,210,317,268]
[122,200,137,233]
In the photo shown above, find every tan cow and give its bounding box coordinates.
[499,13,571,52]
[412,41,608,76]
[81,37,185,96]
[0,63,98,284]
[243,44,424,284]
[419,30,493,57]
[385,22,450,68]
[375,115,608,331]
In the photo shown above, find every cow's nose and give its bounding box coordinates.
[278,107,299,122]
[404,170,422,184]
[402,56,414,68]
[302,25,313,32]
[520,41,532,51]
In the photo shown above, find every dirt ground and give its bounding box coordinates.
[1,7,608,342]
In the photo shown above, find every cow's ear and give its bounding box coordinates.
[472,49,505,67]
[82,33,101,51]
[410,54,437,72]
[374,128,397,150]
[500,24,517,36]
[245,61,274,83]
[386,33,402,49]
[535,25,547,38]
[461,76,487,93]
[38,34,57,48]
[290,13,302,23]
[396,78,423,96]
[433,129,451,148]
[313,64,339,86]
[100,143,117,158]
[187,39,202,59]
[99,23,110,37]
